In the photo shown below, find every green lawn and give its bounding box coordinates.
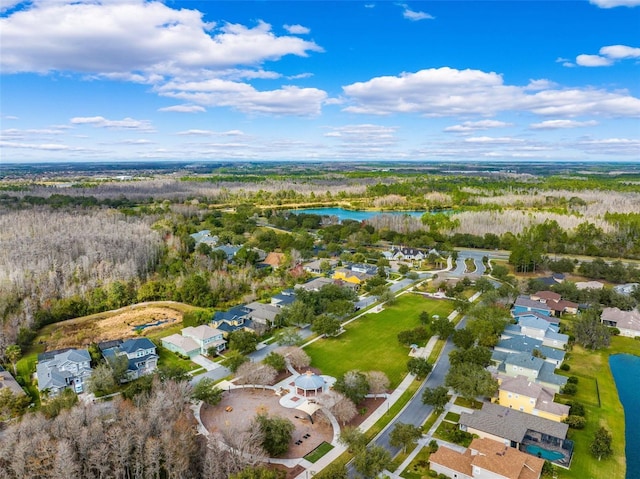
[305,294,453,387]
[304,442,334,463]
[555,336,640,479]
[399,446,432,479]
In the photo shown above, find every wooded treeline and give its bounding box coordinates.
[0,379,265,479]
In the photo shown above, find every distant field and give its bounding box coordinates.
[305,293,454,388]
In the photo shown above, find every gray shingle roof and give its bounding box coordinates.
[460,402,568,443]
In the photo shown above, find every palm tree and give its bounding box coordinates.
[5,344,21,376]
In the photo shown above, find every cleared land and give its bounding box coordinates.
[305,293,454,388]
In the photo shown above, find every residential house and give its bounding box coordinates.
[349,263,378,275]
[512,296,552,317]
[429,437,544,479]
[508,316,568,350]
[613,283,639,296]
[296,276,334,292]
[530,291,561,303]
[245,301,281,327]
[513,311,559,326]
[384,246,426,262]
[100,338,158,381]
[212,244,241,261]
[0,366,26,396]
[161,334,201,359]
[332,268,371,286]
[162,325,226,358]
[262,252,286,270]
[491,351,567,393]
[303,258,338,274]
[496,375,569,422]
[537,273,566,286]
[190,230,218,247]
[183,325,226,354]
[546,299,579,317]
[271,289,297,308]
[575,280,604,290]
[601,307,640,338]
[494,336,566,365]
[211,305,256,336]
[36,349,93,395]
[459,402,572,467]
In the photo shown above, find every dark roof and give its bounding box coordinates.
[120,338,156,354]
[460,402,568,443]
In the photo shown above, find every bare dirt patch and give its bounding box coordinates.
[200,388,334,460]
[41,305,184,351]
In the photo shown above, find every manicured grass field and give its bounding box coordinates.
[304,441,334,463]
[555,336,640,479]
[305,293,453,388]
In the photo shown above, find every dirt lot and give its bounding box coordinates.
[40,304,185,351]
[200,388,334,460]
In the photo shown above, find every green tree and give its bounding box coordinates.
[449,346,492,367]
[431,316,454,339]
[225,349,249,373]
[422,386,450,414]
[313,462,348,479]
[229,330,259,354]
[334,370,370,405]
[445,362,498,401]
[590,427,613,461]
[389,422,422,453]
[379,288,396,305]
[192,377,224,405]
[398,264,410,275]
[353,445,392,479]
[0,388,31,420]
[407,357,433,379]
[419,311,431,325]
[279,300,315,327]
[107,354,130,384]
[338,426,368,452]
[86,363,116,396]
[255,413,295,456]
[311,315,342,337]
[229,467,279,479]
[263,351,287,372]
[452,328,475,349]
[573,310,611,350]
[5,344,21,376]
[273,326,302,346]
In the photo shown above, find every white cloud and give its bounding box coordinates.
[464,136,524,144]
[342,67,640,118]
[160,80,327,116]
[576,137,640,155]
[524,79,558,91]
[0,2,323,75]
[599,44,640,59]
[444,120,512,133]
[70,116,155,131]
[0,140,83,151]
[575,45,640,67]
[117,139,153,145]
[0,0,21,13]
[590,0,640,7]
[284,24,310,34]
[399,3,434,21]
[529,120,598,129]
[158,105,206,113]
[576,54,614,67]
[176,129,245,136]
[288,72,313,80]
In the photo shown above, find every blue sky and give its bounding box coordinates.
[1,0,639,163]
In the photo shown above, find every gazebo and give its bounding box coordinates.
[294,371,326,397]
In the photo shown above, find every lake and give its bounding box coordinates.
[290,207,426,222]
[609,353,640,479]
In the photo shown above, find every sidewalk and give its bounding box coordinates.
[292,334,441,479]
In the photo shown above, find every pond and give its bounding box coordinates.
[290,207,426,222]
[610,353,640,479]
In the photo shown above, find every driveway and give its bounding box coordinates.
[192,354,220,372]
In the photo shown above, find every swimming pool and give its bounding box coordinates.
[525,444,565,461]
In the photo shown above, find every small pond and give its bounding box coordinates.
[610,353,640,479]
[290,207,426,222]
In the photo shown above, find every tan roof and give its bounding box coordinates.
[182,325,223,341]
[429,444,473,477]
[431,438,543,479]
[0,370,26,396]
[263,252,285,267]
[470,437,544,479]
[601,307,640,332]
[162,334,199,353]
[532,291,561,302]
[499,375,568,417]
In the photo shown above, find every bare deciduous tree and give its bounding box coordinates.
[235,362,277,388]
[366,371,390,399]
